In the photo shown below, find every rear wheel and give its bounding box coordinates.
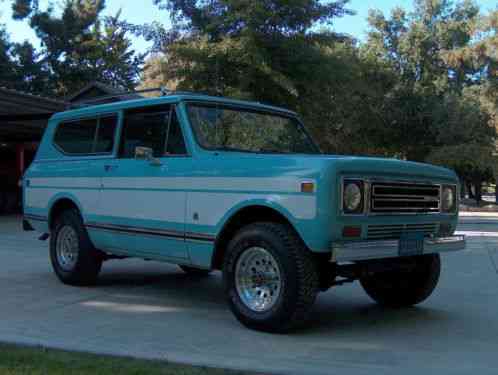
[223,222,319,333]
[360,254,441,307]
[179,265,212,276]
[50,209,103,286]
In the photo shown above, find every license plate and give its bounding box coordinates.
[399,232,424,257]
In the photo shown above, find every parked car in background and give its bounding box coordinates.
[23,93,465,332]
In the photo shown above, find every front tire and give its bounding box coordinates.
[50,209,102,286]
[360,254,441,307]
[223,222,319,333]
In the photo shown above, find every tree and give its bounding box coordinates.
[140,1,408,154]
[11,0,144,97]
[363,0,496,202]
[0,21,47,93]
[443,7,497,201]
[0,24,17,88]
[426,87,496,201]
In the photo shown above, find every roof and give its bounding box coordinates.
[0,87,66,142]
[0,87,65,114]
[52,93,297,122]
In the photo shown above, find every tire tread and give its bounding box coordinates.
[224,222,319,332]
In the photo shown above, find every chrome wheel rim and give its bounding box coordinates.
[235,247,282,312]
[56,225,79,271]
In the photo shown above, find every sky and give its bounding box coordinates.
[0,0,496,54]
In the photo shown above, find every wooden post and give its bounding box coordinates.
[15,143,25,181]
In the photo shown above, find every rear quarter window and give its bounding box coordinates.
[54,115,118,155]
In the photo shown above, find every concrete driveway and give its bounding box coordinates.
[1,214,498,375]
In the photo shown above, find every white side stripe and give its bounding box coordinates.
[30,177,314,193]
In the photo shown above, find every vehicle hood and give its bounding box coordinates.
[207,151,458,183]
[316,155,458,183]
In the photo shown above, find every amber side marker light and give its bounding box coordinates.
[301,182,315,193]
[342,226,361,238]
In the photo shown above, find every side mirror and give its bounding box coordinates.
[135,146,162,166]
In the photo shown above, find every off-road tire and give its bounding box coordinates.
[223,222,319,333]
[179,265,212,276]
[360,254,441,307]
[50,209,103,286]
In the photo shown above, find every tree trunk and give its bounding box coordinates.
[495,178,498,204]
[474,179,482,204]
[460,177,466,199]
[466,181,475,199]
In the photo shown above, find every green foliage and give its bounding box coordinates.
[141,1,364,153]
[154,0,352,37]
[363,0,497,188]
[427,88,497,179]
[0,21,47,92]
[0,24,16,87]
[0,343,244,375]
[6,0,144,96]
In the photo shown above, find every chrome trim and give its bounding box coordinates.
[331,235,465,262]
[85,222,215,242]
[367,223,438,239]
[440,184,458,214]
[339,177,459,216]
[339,177,368,216]
[370,181,440,213]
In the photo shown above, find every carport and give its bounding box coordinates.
[0,83,141,214]
[0,87,65,214]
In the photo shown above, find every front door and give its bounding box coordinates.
[98,104,190,260]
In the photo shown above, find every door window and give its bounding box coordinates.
[120,106,170,158]
[165,109,187,155]
[120,105,188,158]
[95,116,118,153]
[54,118,98,155]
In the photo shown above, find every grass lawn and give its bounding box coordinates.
[0,343,252,375]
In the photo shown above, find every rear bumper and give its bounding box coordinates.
[331,235,465,262]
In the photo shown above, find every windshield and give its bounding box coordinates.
[186,104,320,154]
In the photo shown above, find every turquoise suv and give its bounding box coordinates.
[23,93,465,332]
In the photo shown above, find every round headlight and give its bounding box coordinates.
[442,186,455,212]
[344,182,362,212]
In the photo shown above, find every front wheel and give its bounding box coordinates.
[50,209,103,286]
[360,254,441,307]
[223,222,319,333]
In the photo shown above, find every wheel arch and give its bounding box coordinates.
[48,194,83,230]
[211,203,304,270]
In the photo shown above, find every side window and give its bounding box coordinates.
[54,118,98,154]
[95,116,118,153]
[120,106,170,158]
[165,109,187,155]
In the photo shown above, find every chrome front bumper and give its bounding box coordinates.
[331,235,465,262]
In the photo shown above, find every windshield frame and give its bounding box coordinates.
[183,101,322,155]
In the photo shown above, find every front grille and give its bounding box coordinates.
[367,223,438,240]
[370,182,440,214]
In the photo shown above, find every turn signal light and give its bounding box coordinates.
[301,182,315,193]
[342,226,361,238]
